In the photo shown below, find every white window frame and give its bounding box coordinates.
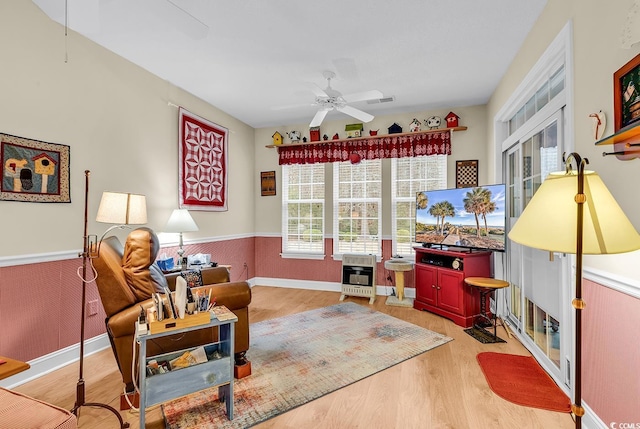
[332,159,382,259]
[494,21,574,389]
[391,155,447,258]
[281,163,325,259]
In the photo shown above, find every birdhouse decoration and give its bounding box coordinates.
[287,130,301,143]
[32,153,57,194]
[310,127,321,142]
[345,123,364,138]
[272,131,283,146]
[409,118,421,132]
[388,123,403,134]
[424,116,441,130]
[445,112,460,128]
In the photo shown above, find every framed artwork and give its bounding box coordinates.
[614,53,640,131]
[1,133,70,203]
[260,171,276,196]
[456,159,478,188]
[178,107,228,211]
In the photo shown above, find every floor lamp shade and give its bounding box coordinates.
[507,155,640,429]
[508,170,640,254]
[96,192,147,225]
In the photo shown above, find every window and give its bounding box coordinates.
[508,65,565,136]
[391,155,447,256]
[333,159,382,257]
[281,164,325,256]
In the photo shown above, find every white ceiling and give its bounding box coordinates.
[32,0,547,129]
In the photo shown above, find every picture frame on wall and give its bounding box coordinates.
[261,171,276,196]
[0,133,71,203]
[178,107,228,211]
[455,159,478,188]
[613,53,640,132]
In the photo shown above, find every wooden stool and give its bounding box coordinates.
[464,277,509,340]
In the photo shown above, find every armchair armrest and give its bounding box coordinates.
[107,299,154,338]
[191,282,251,311]
[164,266,231,291]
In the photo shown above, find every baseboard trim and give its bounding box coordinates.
[251,277,416,299]
[0,334,111,389]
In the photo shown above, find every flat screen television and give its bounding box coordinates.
[415,184,506,252]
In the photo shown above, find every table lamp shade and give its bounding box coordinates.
[508,170,640,255]
[165,209,199,233]
[96,192,147,225]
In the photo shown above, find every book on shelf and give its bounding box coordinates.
[210,305,236,321]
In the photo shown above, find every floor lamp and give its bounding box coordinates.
[508,153,640,428]
[72,170,146,428]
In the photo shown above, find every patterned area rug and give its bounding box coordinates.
[162,302,452,428]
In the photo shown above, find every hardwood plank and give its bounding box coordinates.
[13,286,573,429]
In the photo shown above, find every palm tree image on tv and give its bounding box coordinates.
[416,185,506,251]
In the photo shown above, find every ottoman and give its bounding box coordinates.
[0,387,77,429]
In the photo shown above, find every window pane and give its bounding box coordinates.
[550,66,564,99]
[391,155,447,256]
[333,160,382,256]
[536,82,549,110]
[282,164,325,254]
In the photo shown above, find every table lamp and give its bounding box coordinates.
[165,209,199,267]
[508,153,640,429]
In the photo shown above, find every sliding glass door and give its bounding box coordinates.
[505,110,565,375]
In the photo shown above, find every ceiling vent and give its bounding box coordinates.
[367,96,395,105]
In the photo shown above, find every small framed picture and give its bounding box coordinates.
[261,171,276,196]
[456,160,478,188]
[613,53,640,131]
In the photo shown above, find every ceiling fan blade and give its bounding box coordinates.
[336,105,374,123]
[341,90,383,103]
[310,109,329,127]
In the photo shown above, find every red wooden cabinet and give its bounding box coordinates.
[413,247,492,327]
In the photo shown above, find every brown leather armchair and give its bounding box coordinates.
[92,227,251,393]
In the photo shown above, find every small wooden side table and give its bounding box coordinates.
[0,356,30,380]
[464,277,510,340]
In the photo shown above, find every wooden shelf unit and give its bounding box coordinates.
[595,122,640,146]
[265,127,467,148]
[595,122,640,159]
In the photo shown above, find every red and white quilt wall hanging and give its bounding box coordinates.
[178,107,228,211]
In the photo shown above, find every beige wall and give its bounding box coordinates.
[487,0,640,281]
[0,0,255,258]
[254,105,488,235]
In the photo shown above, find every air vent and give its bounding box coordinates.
[367,96,395,104]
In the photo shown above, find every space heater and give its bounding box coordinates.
[339,254,376,304]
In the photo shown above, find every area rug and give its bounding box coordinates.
[477,352,571,412]
[464,326,506,344]
[162,302,453,428]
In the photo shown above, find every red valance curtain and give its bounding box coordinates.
[277,130,451,165]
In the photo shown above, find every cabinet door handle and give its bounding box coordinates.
[432,284,436,288]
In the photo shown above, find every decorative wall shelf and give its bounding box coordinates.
[595,122,640,159]
[265,126,467,148]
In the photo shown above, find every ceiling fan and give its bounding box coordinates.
[307,71,383,127]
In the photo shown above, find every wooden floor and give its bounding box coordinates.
[13,286,574,429]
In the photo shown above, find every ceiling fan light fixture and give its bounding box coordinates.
[307,71,382,127]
